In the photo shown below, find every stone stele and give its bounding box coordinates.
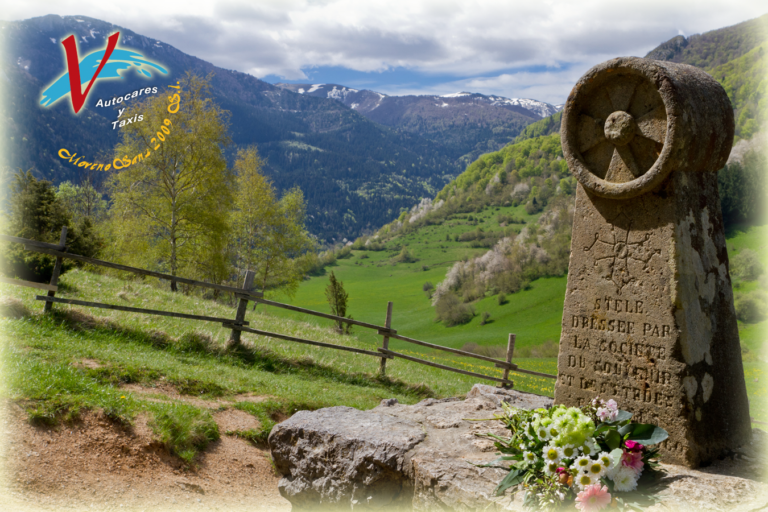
[554,56,751,467]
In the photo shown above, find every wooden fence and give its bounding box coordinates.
[1,228,557,387]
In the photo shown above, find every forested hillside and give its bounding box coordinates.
[645,13,767,141]
[0,15,461,242]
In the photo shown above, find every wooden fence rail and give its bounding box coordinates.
[0,233,264,301]
[2,229,557,388]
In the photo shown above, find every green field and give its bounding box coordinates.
[726,224,768,353]
[270,203,563,352]
[269,211,768,429]
[0,266,558,464]
[1,218,765,461]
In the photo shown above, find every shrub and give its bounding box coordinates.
[434,292,475,327]
[305,250,337,276]
[525,198,542,215]
[393,246,418,263]
[497,293,508,305]
[480,311,491,326]
[363,241,385,251]
[731,249,764,281]
[497,214,525,225]
[735,291,768,323]
[2,171,103,282]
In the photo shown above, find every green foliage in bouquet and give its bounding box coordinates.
[480,398,669,511]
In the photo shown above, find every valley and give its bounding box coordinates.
[0,10,766,508]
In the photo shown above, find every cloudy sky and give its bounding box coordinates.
[4,0,766,104]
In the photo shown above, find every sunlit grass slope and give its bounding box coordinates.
[0,267,558,464]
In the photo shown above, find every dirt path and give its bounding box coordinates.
[0,401,291,512]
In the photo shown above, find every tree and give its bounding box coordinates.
[718,149,767,228]
[231,146,314,298]
[107,73,233,290]
[2,170,100,281]
[56,180,107,224]
[325,271,352,334]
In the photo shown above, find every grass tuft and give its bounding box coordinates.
[0,297,30,319]
[83,363,162,386]
[149,402,220,463]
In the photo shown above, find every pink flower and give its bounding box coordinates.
[621,449,644,473]
[624,440,644,452]
[575,483,612,512]
[596,399,619,422]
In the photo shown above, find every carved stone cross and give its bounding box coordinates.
[555,57,751,467]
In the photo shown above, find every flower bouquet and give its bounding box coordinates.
[481,397,668,511]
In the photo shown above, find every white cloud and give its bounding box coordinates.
[4,0,766,102]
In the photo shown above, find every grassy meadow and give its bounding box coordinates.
[0,265,555,464]
[0,216,765,466]
[269,215,768,430]
[271,202,564,353]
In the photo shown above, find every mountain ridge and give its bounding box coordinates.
[1,14,468,242]
[275,82,561,164]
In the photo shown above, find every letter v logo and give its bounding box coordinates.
[61,31,120,113]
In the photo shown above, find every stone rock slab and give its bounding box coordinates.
[269,385,767,510]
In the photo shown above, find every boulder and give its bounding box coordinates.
[269,406,425,510]
[269,385,549,510]
[269,384,768,510]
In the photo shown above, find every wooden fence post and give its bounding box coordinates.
[43,226,67,313]
[379,301,394,377]
[229,270,255,347]
[500,333,516,389]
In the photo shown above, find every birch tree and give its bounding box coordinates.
[231,146,314,298]
[107,74,233,290]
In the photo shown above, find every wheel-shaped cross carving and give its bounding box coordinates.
[576,74,667,184]
[561,60,682,200]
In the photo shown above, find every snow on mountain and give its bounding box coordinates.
[426,92,561,118]
[275,83,561,120]
[487,97,562,118]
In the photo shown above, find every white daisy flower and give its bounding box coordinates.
[536,425,552,441]
[581,438,599,456]
[522,451,538,465]
[573,455,591,472]
[587,459,607,478]
[611,464,640,492]
[543,444,563,463]
[543,461,560,476]
[574,472,596,490]
[598,452,613,470]
[561,444,578,460]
